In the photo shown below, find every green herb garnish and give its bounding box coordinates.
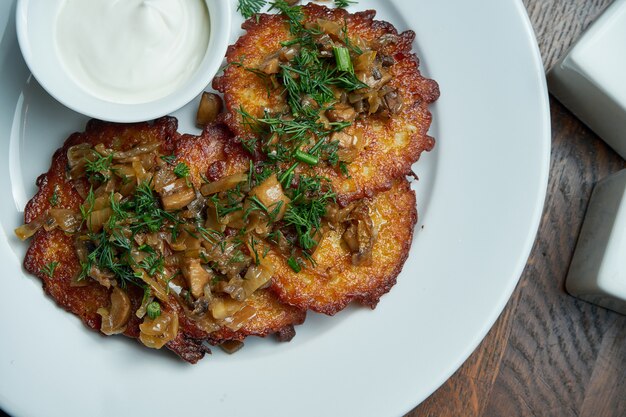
[146,301,161,320]
[334,0,355,8]
[41,261,59,278]
[49,185,60,207]
[294,150,319,166]
[139,252,165,277]
[85,153,113,183]
[160,154,177,165]
[237,0,266,19]
[237,0,356,20]
[130,181,180,234]
[287,256,301,273]
[333,46,354,73]
[284,185,335,251]
[173,162,190,178]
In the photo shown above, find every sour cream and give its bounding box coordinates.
[55,0,210,104]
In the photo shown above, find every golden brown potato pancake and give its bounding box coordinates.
[213,4,439,206]
[267,179,417,315]
[22,118,305,363]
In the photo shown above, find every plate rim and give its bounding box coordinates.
[405,0,551,408]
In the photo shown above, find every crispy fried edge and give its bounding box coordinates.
[207,289,306,345]
[21,117,218,362]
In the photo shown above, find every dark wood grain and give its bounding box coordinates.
[481,98,624,417]
[406,0,626,416]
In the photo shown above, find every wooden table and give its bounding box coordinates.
[406,1,626,416]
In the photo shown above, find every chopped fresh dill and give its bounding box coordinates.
[240,136,258,155]
[49,185,60,207]
[228,250,246,265]
[279,162,298,188]
[84,153,113,183]
[245,195,271,218]
[139,252,165,277]
[130,181,180,234]
[334,0,355,8]
[269,1,304,34]
[287,256,301,273]
[237,0,266,19]
[160,154,177,165]
[283,182,335,251]
[173,162,190,178]
[237,0,357,20]
[339,161,350,177]
[340,22,363,54]
[73,177,187,289]
[249,235,261,265]
[110,231,132,252]
[79,187,96,229]
[196,224,224,246]
[40,261,59,278]
[245,195,284,224]
[164,271,180,294]
[81,229,144,288]
[233,0,366,177]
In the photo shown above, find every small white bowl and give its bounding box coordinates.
[548,0,626,159]
[16,0,231,123]
[567,169,626,315]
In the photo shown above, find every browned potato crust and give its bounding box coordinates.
[208,289,306,344]
[22,118,305,363]
[24,117,180,224]
[175,123,250,186]
[24,228,110,330]
[213,4,439,205]
[268,179,417,315]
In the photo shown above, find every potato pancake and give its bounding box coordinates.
[267,179,416,315]
[21,118,305,363]
[214,4,438,205]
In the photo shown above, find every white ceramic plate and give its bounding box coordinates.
[0,1,550,416]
